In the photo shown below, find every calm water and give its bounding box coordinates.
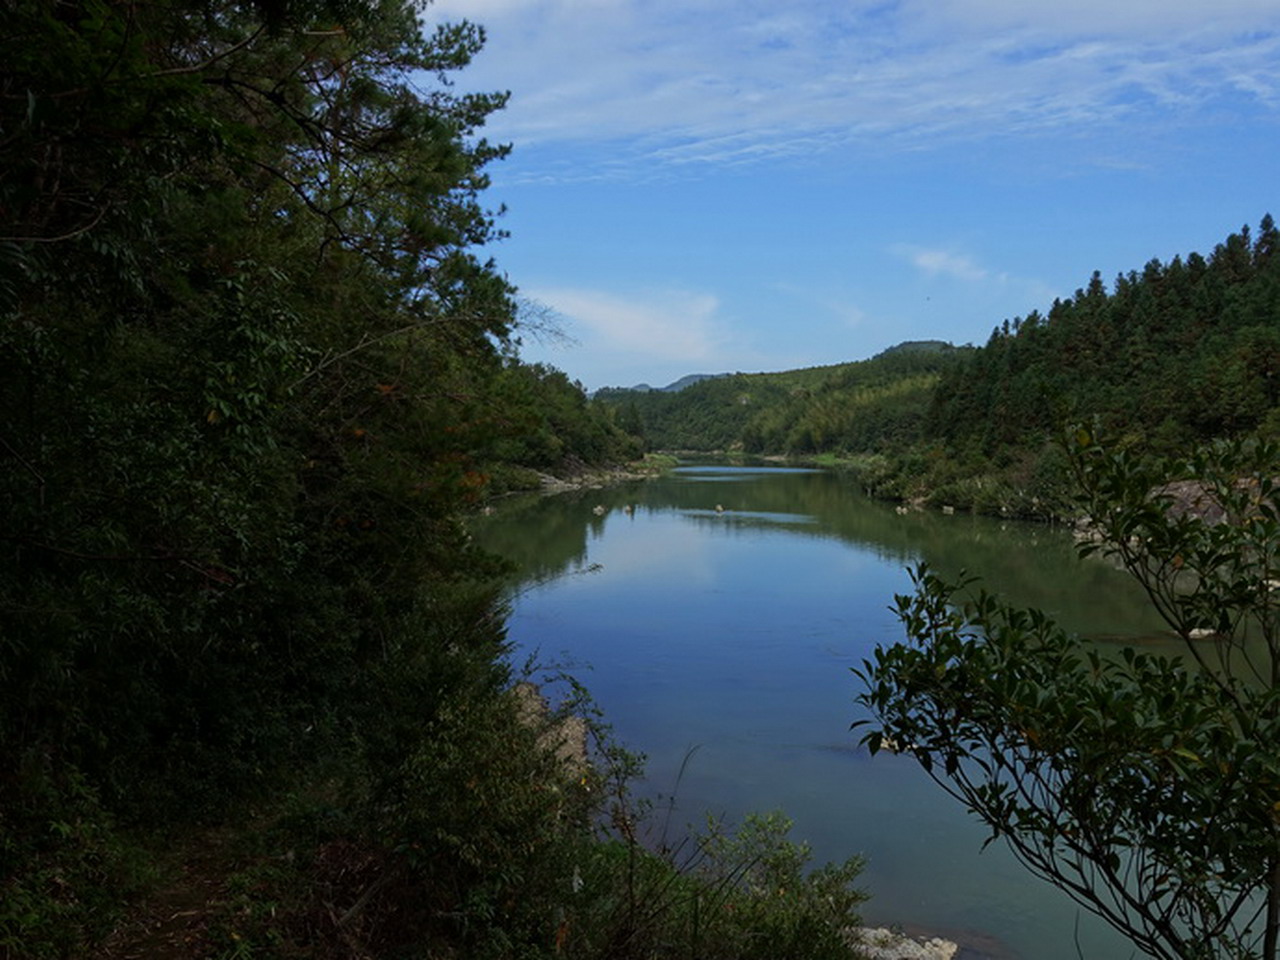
[474,463,1170,960]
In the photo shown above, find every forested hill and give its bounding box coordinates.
[597,219,1280,516]
[596,340,969,452]
[931,216,1280,454]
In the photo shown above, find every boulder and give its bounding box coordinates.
[850,926,958,960]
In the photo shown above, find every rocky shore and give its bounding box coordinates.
[536,454,676,494]
[850,926,958,960]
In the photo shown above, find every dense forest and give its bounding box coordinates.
[930,218,1280,451]
[601,220,1280,517]
[0,2,866,958]
[597,341,968,454]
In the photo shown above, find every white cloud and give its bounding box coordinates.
[917,0,1280,37]
[893,245,990,283]
[424,0,1280,179]
[516,286,739,386]
[772,282,870,330]
[829,300,869,330]
[531,286,722,360]
[889,245,1061,311]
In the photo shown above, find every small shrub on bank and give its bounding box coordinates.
[0,766,152,958]
[175,677,868,960]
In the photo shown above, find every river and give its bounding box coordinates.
[473,462,1173,960]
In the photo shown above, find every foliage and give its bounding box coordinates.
[930,217,1280,456]
[594,342,969,455]
[0,0,634,953]
[487,361,643,480]
[857,435,1280,960]
[161,680,865,960]
[903,217,1280,515]
[689,811,867,960]
[505,797,866,960]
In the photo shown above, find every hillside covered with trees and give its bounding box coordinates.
[931,217,1280,452]
[597,340,968,454]
[602,220,1280,517]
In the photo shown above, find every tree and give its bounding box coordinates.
[857,433,1280,960]
[1,1,525,949]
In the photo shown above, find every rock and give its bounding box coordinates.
[1157,479,1232,525]
[879,736,917,754]
[511,681,588,773]
[850,926,958,960]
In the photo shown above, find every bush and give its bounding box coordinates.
[191,675,867,960]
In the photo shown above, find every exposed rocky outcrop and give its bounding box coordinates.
[850,926,958,960]
[1157,479,1236,524]
[511,681,588,772]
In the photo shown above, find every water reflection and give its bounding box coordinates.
[475,464,1169,645]
[472,463,1165,960]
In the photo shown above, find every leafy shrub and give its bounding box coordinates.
[0,764,151,958]
[194,675,867,960]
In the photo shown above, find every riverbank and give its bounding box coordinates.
[534,452,680,493]
[610,447,1078,524]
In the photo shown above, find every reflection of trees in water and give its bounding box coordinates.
[471,482,652,588]
[475,467,1167,642]
[666,468,1165,639]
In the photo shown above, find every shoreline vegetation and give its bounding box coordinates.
[535,452,683,494]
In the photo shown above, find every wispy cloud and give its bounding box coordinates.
[772,281,870,330]
[891,244,1061,310]
[893,245,990,283]
[520,286,735,386]
[428,0,1280,179]
[530,286,722,359]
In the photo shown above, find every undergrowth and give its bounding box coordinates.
[91,673,868,960]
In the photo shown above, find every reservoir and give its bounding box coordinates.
[475,462,1171,959]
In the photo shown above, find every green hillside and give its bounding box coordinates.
[599,219,1280,519]
[931,217,1280,453]
[596,340,969,452]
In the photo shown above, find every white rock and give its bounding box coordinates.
[849,926,958,960]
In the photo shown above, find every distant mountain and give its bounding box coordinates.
[608,345,952,396]
[659,373,726,392]
[605,373,728,394]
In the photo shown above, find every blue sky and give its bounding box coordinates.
[428,0,1280,390]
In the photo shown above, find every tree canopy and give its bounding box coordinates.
[1,4,869,957]
[595,342,969,455]
[858,435,1280,960]
[930,219,1280,454]
[0,1,640,952]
